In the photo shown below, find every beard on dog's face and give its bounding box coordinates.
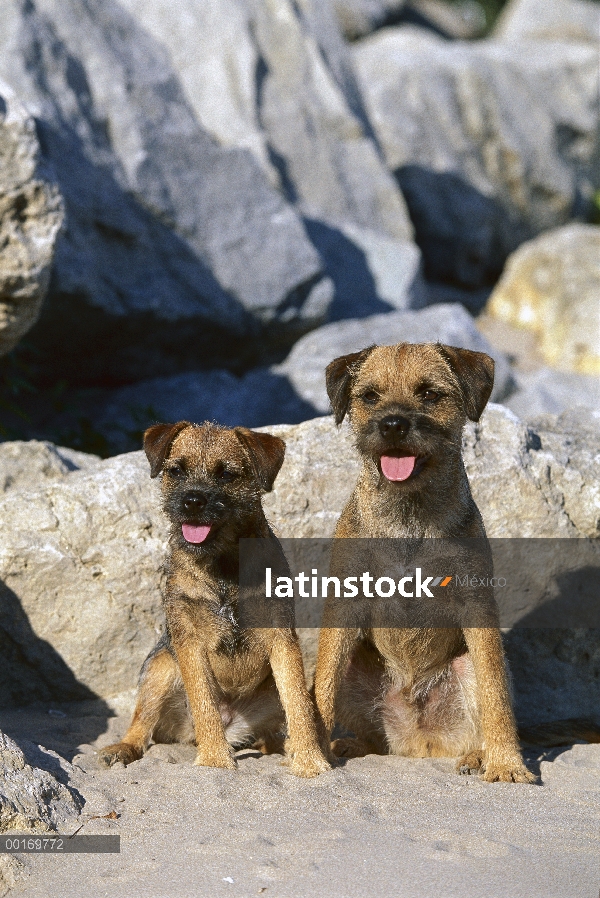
[328,343,493,488]
[145,422,284,556]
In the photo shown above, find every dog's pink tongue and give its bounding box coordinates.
[182,524,211,544]
[380,455,416,482]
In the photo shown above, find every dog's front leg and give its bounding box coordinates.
[463,628,536,783]
[173,640,236,770]
[313,627,361,751]
[268,634,331,777]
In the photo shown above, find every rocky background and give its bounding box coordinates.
[0,0,599,879]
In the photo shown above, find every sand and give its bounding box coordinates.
[2,701,599,898]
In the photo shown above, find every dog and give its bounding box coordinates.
[313,342,537,783]
[100,421,330,778]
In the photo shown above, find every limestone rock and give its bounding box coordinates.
[486,224,600,375]
[494,0,600,44]
[0,406,598,705]
[118,0,412,244]
[114,0,419,326]
[332,0,407,40]
[0,0,331,383]
[353,29,599,287]
[0,85,63,357]
[0,730,81,832]
[506,368,600,419]
[80,303,510,455]
[0,440,100,493]
[0,451,167,705]
[273,303,514,413]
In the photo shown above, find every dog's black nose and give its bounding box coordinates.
[182,491,208,515]
[378,415,411,439]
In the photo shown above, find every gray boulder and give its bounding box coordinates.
[273,303,515,413]
[0,85,63,357]
[80,303,511,455]
[332,0,407,40]
[494,0,600,44]
[353,28,599,287]
[0,440,100,493]
[116,0,419,323]
[119,0,412,243]
[0,0,331,383]
[0,729,81,832]
[0,450,166,705]
[0,405,598,708]
[506,369,600,419]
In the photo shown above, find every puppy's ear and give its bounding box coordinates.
[143,422,190,478]
[326,347,375,424]
[235,428,286,492]
[437,345,495,422]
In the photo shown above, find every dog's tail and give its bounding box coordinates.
[518,718,600,748]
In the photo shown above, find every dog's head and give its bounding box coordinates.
[326,342,494,488]
[143,421,285,554]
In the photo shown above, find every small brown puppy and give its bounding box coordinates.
[100,421,329,778]
[314,342,536,783]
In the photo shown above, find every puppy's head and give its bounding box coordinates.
[143,421,285,554]
[326,343,493,488]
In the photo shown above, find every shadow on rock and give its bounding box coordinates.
[303,218,395,321]
[0,580,103,708]
[92,368,321,455]
[395,164,518,294]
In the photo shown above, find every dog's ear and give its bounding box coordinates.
[436,345,495,422]
[235,428,286,492]
[143,422,190,478]
[326,347,375,424]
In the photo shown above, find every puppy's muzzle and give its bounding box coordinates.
[378,415,410,440]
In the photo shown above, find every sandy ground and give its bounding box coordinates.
[2,701,599,898]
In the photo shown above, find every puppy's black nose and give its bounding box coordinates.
[182,491,208,515]
[378,416,410,439]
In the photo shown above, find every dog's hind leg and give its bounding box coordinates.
[99,643,182,767]
[333,642,389,758]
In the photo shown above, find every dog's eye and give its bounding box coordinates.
[165,463,184,476]
[421,390,441,403]
[219,469,238,483]
[361,390,380,405]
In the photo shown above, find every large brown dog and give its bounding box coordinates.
[100,421,329,778]
[314,342,536,783]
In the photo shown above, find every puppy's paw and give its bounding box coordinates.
[194,748,237,770]
[289,748,331,778]
[98,742,142,768]
[481,757,537,784]
[331,737,370,759]
[457,750,485,776]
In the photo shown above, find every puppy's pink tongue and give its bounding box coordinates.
[380,455,416,482]
[182,524,211,544]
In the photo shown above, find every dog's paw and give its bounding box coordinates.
[331,737,370,759]
[481,758,537,784]
[98,742,142,768]
[193,749,237,770]
[289,749,331,778]
[457,750,485,776]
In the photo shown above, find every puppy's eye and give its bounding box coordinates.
[219,469,238,483]
[361,390,380,405]
[421,390,441,403]
[165,463,184,476]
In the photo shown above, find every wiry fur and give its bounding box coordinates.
[314,343,537,783]
[100,421,329,778]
